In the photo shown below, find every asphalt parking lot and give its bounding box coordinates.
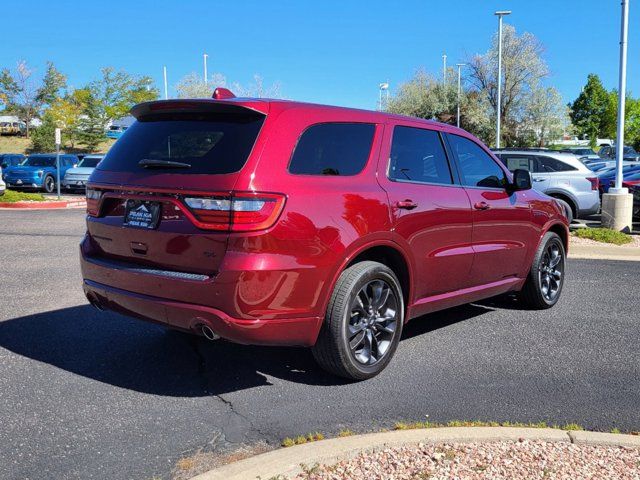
[0,208,639,480]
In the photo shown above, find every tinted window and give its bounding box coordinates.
[388,127,452,184]
[24,156,56,167]
[289,123,374,176]
[499,154,536,173]
[79,157,102,168]
[98,112,265,174]
[448,134,507,188]
[537,156,577,172]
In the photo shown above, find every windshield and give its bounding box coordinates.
[78,157,102,168]
[23,156,56,167]
[98,112,265,174]
[624,146,637,155]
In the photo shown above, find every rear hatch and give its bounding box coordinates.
[85,100,268,276]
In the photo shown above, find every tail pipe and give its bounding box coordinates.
[200,324,220,341]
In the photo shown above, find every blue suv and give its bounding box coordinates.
[3,154,78,193]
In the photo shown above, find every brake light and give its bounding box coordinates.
[86,188,102,216]
[183,192,286,232]
[587,177,599,191]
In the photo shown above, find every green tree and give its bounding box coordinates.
[77,89,106,151]
[569,74,609,148]
[29,111,57,152]
[36,62,67,108]
[387,69,457,121]
[90,67,158,122]
[520,86,569,147]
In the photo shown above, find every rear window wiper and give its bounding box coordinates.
[138,159,192,169]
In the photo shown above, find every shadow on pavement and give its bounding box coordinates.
[0,302,494,396]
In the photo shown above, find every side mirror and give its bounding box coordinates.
[512,169,532,191]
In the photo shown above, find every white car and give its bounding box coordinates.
[62,155,104,191]
[0,167,5,196]
[494,150,601,223]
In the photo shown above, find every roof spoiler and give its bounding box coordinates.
[130,97,266,119]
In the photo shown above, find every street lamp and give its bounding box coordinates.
[442,53,447,84]
[203,53,209,84]
[379,82,389,111]
[456,64,466,128]
[602,0,633,232]
[163,66,168,100]
[494,10,511,148]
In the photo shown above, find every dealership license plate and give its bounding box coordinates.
[123,200,160,229]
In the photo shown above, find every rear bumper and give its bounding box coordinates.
[575,191,601,217]
[83,279,321,346]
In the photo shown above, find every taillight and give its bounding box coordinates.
[183,192,286,232]
[587,177,599,191]
[86,188,102,216]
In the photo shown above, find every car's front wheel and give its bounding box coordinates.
[312,261,404,380]
[43,175,55,194]
[519,232,565,309]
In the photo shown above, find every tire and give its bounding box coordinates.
[43,175,55,194]
[519,232,566,309]
[312,261,404,380]
[553,198,574,223]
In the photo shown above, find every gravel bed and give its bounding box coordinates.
[294,440,640,479]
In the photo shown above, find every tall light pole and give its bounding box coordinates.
[442,53,447,84]
[379,82,389,111]
[456,63,466,128]
[494,10,511,148]
[203,53,209,84]
[602,0,633,232]
[163,66,168,100]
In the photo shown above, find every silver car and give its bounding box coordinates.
[0,167,5,196]
[494,150,600,222]
[62,155,104,191]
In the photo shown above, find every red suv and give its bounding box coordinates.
[80,89,568,380]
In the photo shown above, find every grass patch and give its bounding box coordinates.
[0,135,115,154]
[573,227,632,245]
[281,432,324,447]
[393,420,584,431]
[0,189,45,202]
[338,429,354,437]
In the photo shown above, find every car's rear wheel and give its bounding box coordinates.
[43,175,55,194]
[519,232,565,309]
[312,261,404,380]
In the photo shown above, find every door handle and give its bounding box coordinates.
[473,201,490,210]
[396,200,418,210]
[533,178,546,182]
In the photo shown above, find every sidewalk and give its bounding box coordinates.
[193,427,640,480]
[568,236,640,261]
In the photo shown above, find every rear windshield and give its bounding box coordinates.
[78,157,102,168]
[24,156,55,167]
[98,112,265,174]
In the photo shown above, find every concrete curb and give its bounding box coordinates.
[0,200,86,209]
[568,243,640,261]
[192,427,640,480]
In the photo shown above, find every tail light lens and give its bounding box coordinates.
[86,188,102,216]
[587,177,599,191]
[183,192,286,232]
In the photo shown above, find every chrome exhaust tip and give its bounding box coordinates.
[201,324,220,341]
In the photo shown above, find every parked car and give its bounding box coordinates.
[620,171,640,190]
[493,150,600,222]
[597,164,640,193]
[80,93,569,380]
[0,167,5,196]
[3,154,79,193]
[106,125,129,139]
[0,121,26,136]
[598,145,640,162]
[559,147,599,162]
[62,155,104,191]
[0,153,26,174]
[632,185,640,218]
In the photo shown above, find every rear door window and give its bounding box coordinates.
[388,126,453,184]
[288,123,375,176]
[498,154,537,173]
[97,112,265,174]
[537,156,577,172]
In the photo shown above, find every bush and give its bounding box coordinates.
[573,228,632,245]
[1,189,45,202]
[29,113,57,153]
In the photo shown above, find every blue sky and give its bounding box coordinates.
[4,0,639,110]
